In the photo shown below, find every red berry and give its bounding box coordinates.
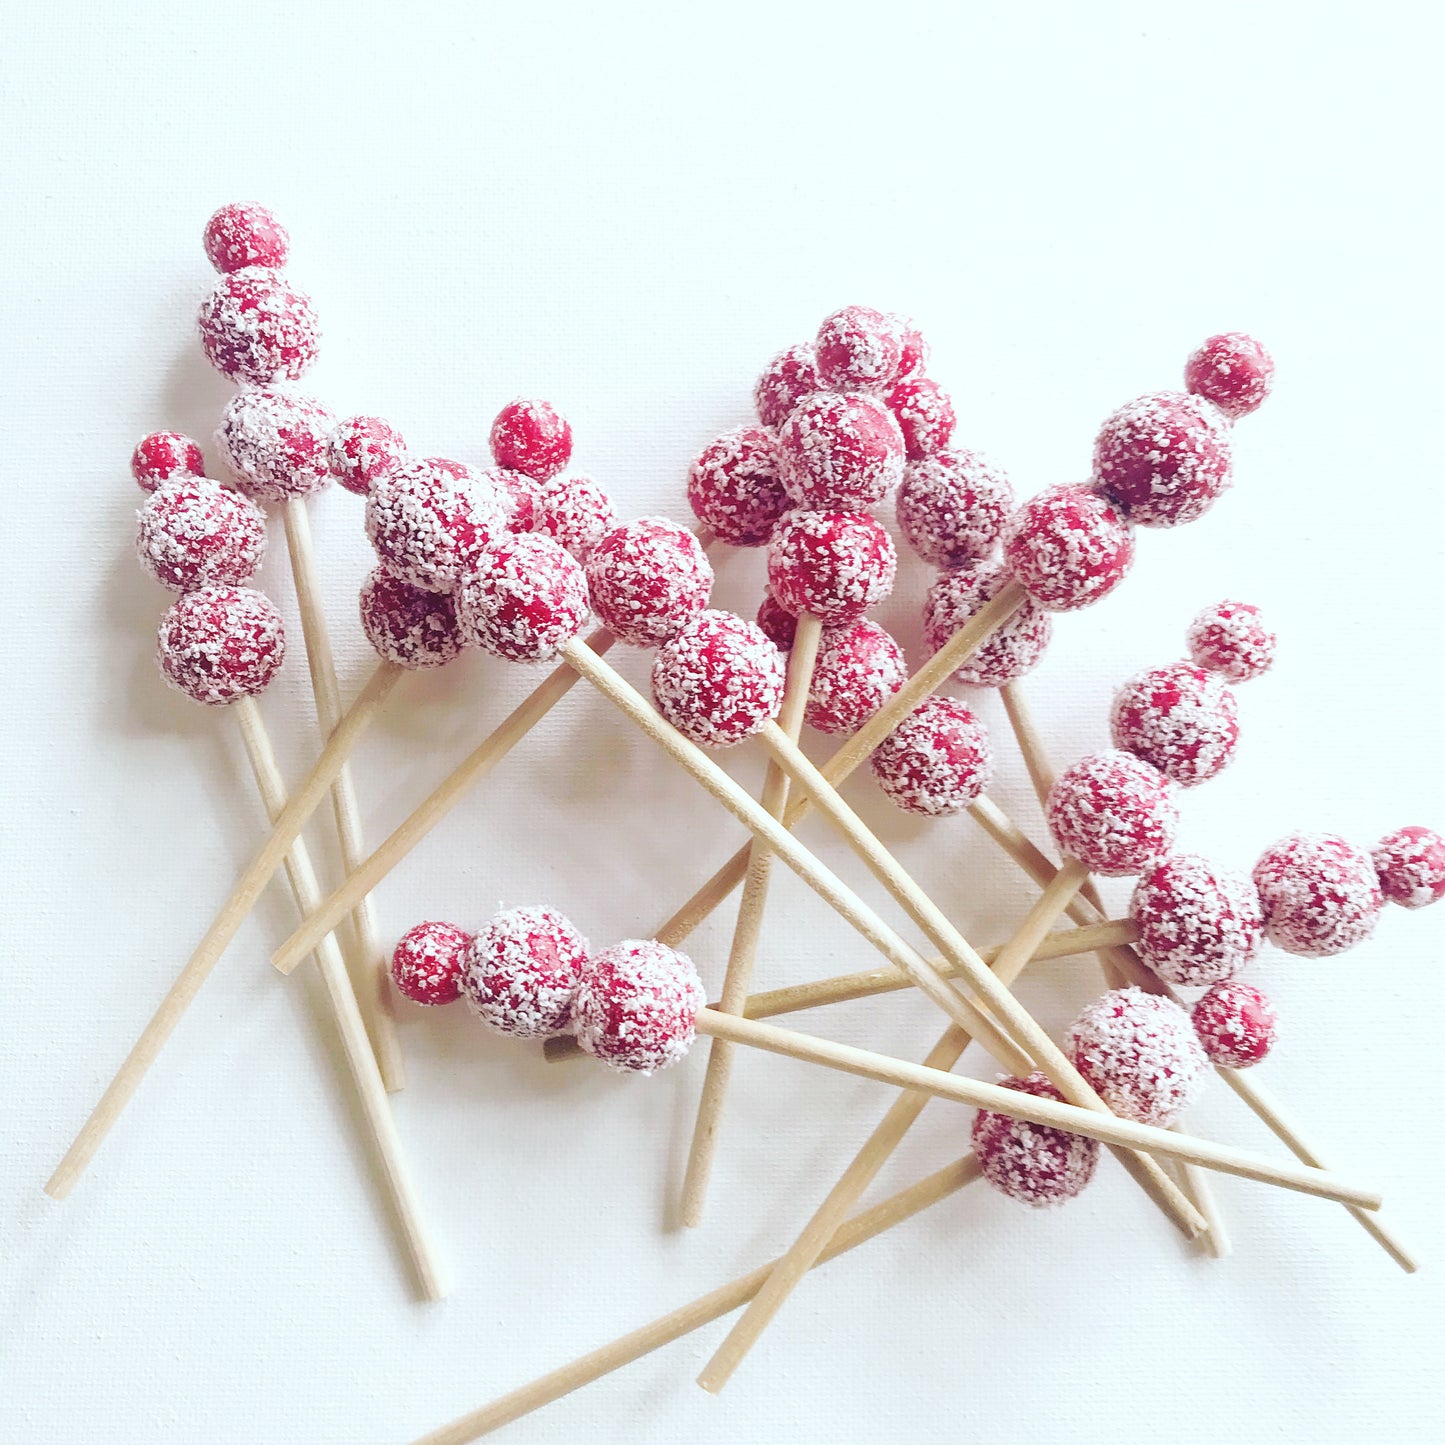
[216,389,335,503]
[883,376,955,461]
[755,589,798,651]
[390,921,472,1006]
[869,696,993,816]
[135,479,268,593]
[1186,600,1276,683]
[754,343,823,430]
[573,940,705,1074]
[767,509,896,626]
[652,609,785,748]
[1094,391,1232,528]
[814,306,904,390]
[586,517,713,646]
[897,449,1012,569]
[454,534,591,663]
[156,586,285,706]
[1109,662,1240,787]
[1192,981,1277,1068]
[1253,832,1383,957]
[202,203,290,273]
[686,426,788,546]
[329,416,407,497]
[359,565,463,670]
[1046,749,1178,876]
[1184,333,1274,418]
[462,906,590,1039]
[972,1073,1099,1207]
[1129,853,1264,987]
[1002,484,1134,612]
[805,619,907,735]
[1373,826,1445,910]
[778,392,905,510]
[198,267,319,385]
[489,399,572,482]
[131,431,205,492]
[922,559,1052,689]
[532,473,617,562]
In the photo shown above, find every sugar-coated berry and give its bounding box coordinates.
[1186,600,1276,683]
[454,534,591,663]
[532,472,617,562]
[471,467,533,534]
[922,560,1052,689]
[202,203,290,273]
[389,921,471,1006]
[1192,981,1277,1069]
[489,399,572,482]
[1373,826,1445,909]
[1252,832,1384,957]
[329,416,407,497]
[1002,484,1134,612]
[135,479,267,593]
[197,267,320,385]
[1066,987,1209,1126]
[585,517,713,646]
[884,377,955,461]
[1185,333,1274,419]
[754,343,824,430]
[1046,749,1179,876]
[892,316,929,380]
[131,431,205,492]
[814,306,904,391]
[755,589,797,651]
[972,1073,1100,1208]
[897,449,1013,569]
[652,609,785,748]
[686,426,788,546]
[1128,853,1264,987]
[216,388,335,503]
[767,509,897,626]
[869,696,993,816]
[461,906,590,1039]
[777,392,905,510]
[805,619,907,735]
[156,586,285,706]
[1109,662,1240,787]
[365,456,506,593]
[1094,391,1232,528]
[359,565,464,670]
[573,939,705,1074]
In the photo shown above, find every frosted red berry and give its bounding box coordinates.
[216,388,335,503]
[131,431,205,492]
[135,479,268,593]
[454,533,591,663]
[892,316,929,380]
[585,517,713,646]
[462,906,590,1039]
[767,509,897,626]
[1185,333,1274,419]
[1094,391,1232,528]
[329,416,407,497]
[755,589,797,651]
[972,1072,1100,1208]
[156,585,285,706]
[1252,832,1383,957]
[754,343,823,430]
[573,939,705,1074]
[1373,826,1445,910]
[922,559,1052,689]
[686,426,788,546]
[1129,853,1264,987]
[777,392,905,510]
[1192,981,1277,1069]
[1002,484,1134,612]
[1186,600,1276,683]
[814,306,904,391]
[390,921,472,1006]
[532,472,617,563]
[869,696,993,816]
[884,376,955,461]
[359,564,463,670]
[897,449,1013,569]
[477,466,537,534]
[489,399,572,482]
[1109,662,1240,787]
[202,203,290,273]
[197,267,319,385]
[805,619,907,735]
[652,609,785,748]
[1046,749,1179,876]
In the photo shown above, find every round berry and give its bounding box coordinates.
[359,565,464,670]
[1128,853,1264,987]
[454,534,591,663]
[365,457,506,593]
[922,560,1053,689]
[892,316,929,380]
[767,509,897,626]
[1046,750,1179,876]
[1373,826,1445,910]
[1186,600,1276,683]
[585,517,713,647]
[1002,484,1134,612]
[1192,981,1277,1069]
[215,388,335,503]
[156,586,285,706]
[652,609,785,748]
[1252,832,1384,957]
[805,619,907,735]
[869,696,993,816]
[390,921,471,1006]
[202,203,290,273]
[135,479,268,593]
[755,343,824,430]
[686,426,788,546]
[1094,391,1232,528]
[489,399,572,482]
[755,589,797,651]
[461,906,590,1039]
[573,939,705,1074]
[532,472,617,563]
[897,449,1013,569]
[814,306,904,391]
[1109,662,1240,787]
[777,392,905,510]
[972,1073,1100,1208]
[883,376,955,461]
[1185,333,1274,419]
[131,431,205,492]
[198,267,319,385]
[329,416,407,498]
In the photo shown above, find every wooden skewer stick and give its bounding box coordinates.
[44,659,404,1200]
[283,499,405,1092]
[410,1154,986,1445]
[680,611,824,1228]
[231,697,445,1299]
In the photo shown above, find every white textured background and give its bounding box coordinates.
[4,4,1444,1442]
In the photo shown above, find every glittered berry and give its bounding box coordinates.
[202,203,290,273]
[767,509,897,626]
[755,343,824,430]
[778,392,905,510]
[652,609,785,748]
[1046,750,1179,876]
[131,431,205,492]
[135,479,268,593]
[884,376,955,461]
[462,906,590,1039]
[972,1073,1100,1207]
[585,517,713,646]
[805,619,907,735]
[1252,832,1384,958]
[489,399,572,482]
[687,426,788,546]
[1002,484,1134,612]
[814,306,904,391]
[198,267,320,385]
[1186,600,1276,683]
[755,589,798,651]
[892,316,929,380]
[922,560,1052,689]
[1373,826,1445,910]
[869,696,993,816]
[1185,333,1274,419]
[329,416,407,497]
[1094,391,1232,528]
[1129,853,1264,987]
[1109,662,1240,787]
[359,565,464,670]
[897,449,1013,569]
[216,388,335,503]
[156,586,285,706]
[454,533,591,663]
[390,921,472,1006]
[532,473,617,562]
[1192,981,1277,1069]
[573,939,705,1074]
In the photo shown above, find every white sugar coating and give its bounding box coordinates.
[1128,853,1264,986]
[584,516,713,646]
[389,920,471,1005]
[1046,749,1179,876]
[1066,987,1210,1127]
[532,472,618,562]
[777,392,906,511]
[896,448,1014,568]
[814,306,905,391]
[685,425,788,546]
[652,608,785,747]
[971,1072,1100,1208]
[156,585,286,707]
[215,388,335,503]
[573,939,706,1075]
[1108,662,1240,787]
[462,906,590,1040]
[197,266,320,385]
[454,533,591,663]
[365,456,507,593]
[1372,826,1445,909]
[922,559,1052,689]
[1185,600,1277,683]
[766,509,898,625]
[1252,831,1384,957]
[358,564,463,669]
[1191,980,1278,1068]
[805,618,907,735]
[869,695,993,816]
[1001,483,1135,612]
[135,479,268,593]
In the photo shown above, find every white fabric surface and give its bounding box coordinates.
[3,4,1443,1442]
